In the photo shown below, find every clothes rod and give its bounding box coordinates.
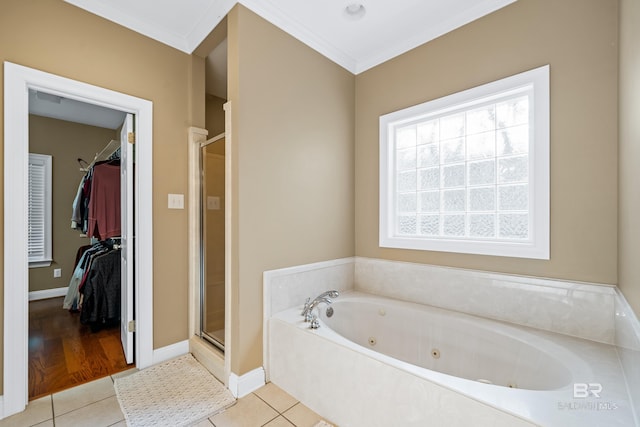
[82,139,120,171]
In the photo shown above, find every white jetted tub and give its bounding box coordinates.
[268,291,635,427]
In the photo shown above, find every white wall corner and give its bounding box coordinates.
[228,367,266,398]
[151,340,190,366]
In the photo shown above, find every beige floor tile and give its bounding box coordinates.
[190,418,215,426]
[263,415,295,427]
[32,420,55,427]
[282,402,328,427]
[210,393,278,427]
[52,376,115,416]
[0,395,52,427]
[107,421,127,427]
[54,396,124,427]
[253,383,298,413]
[111,368,139,380]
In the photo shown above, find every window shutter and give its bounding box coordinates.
[28,154,52,265]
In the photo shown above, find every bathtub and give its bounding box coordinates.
[267,291,635,427]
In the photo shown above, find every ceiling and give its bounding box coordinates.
[29,89,126,130]
[36,0,516,126]
[64,0,517,75]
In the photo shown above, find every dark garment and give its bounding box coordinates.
[80,250,121,329]
[73,245,92,270]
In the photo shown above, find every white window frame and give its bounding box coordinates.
[379,65,549,259]
[28,153,53,267]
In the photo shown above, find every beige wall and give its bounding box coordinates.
[206,94,227,140]
[227,5,355,373]
[618,0,640,314]
[28,116,117,292]
[1,0,197,393]
[355,0,619,284]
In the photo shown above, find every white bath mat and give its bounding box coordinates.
[114,354,235,427]
[314,421,335,427]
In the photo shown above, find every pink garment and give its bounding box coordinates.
[87,163,121,240]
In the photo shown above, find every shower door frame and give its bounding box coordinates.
[199,133,226,351]
[187,102,232,389]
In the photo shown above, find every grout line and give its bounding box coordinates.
[260,413,282,427]
[52,393,118,418]
[50,394,56,427]
[252,391,282,414]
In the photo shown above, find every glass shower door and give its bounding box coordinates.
[200,139,225,350]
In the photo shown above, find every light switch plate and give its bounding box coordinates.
[207,196,220,210]
[53,268,62,278]
[168,193,184,209]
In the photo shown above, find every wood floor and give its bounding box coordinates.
[28,296,134,400]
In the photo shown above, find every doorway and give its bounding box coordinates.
[27,104,133,399]
[3,62,154,418]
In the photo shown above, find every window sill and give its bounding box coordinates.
[29,260,52,268]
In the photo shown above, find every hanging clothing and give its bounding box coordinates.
[79,249,121,329]
[63,244,94,311]
[63,241,121,332]
[87,161,121,240]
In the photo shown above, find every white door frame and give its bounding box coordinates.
[3,62,154,417]
[187,102,232,389]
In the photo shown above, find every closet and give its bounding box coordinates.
[64,141,123,331]
[27,107,133,399]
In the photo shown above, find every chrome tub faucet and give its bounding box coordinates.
[301,290,339,328]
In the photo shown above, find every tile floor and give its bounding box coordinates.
[0,370,333,427]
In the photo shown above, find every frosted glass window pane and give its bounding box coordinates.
[443,164,465,188]
[417,120,439,145]
[498,125,529,156]
[498,184,528,211]
[419,191,440,212]
[497,96,529,129]
[467,131,495,160]
[466,105,495,134]
[499,213,528,239]
[417,143,439,167]
[396,125,417,149]
[419,168,440,190]
[443,189,465,212]
[398,215,417,235]
[398,193,417,212]
[419,215,440,236]
[397,147,416,170]
[441,138,465,164]
[469,187,496,211]
[498,155,528,183]
[397,170,417,192]
[440,113,465,140]
[470,214,496,237]
[468,160,495,186]
[443,215,465,236]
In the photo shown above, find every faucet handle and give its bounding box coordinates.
[310,315,320,329]
[301,297,310,316]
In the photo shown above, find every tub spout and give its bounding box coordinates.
[301,290,339,323]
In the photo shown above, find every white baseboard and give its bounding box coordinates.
[151,340,189,365]
[229,367,265,398]
[28,287,68,301]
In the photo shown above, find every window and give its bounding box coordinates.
[380,65,549,259]
[28,153,52,267]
